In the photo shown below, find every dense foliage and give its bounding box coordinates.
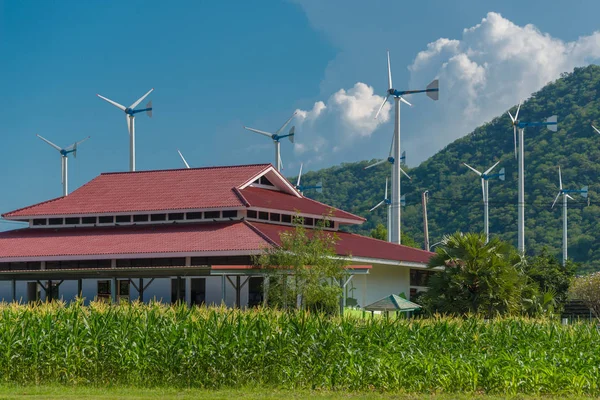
[0,302,599,394]
[421,233,572,316]
[294,65,600,272]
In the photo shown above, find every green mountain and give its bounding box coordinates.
[294,65,600,273]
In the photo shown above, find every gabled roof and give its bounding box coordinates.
[0,221,271,260]
[239,187,365,224]
[3,164,273,218]
[364,294,422,312]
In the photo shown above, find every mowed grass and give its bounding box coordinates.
[0,386,597,400]
[0,301,598,395]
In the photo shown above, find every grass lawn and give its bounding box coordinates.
[0,387,596,400]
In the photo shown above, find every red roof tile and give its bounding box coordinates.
[0,222,271,260]
[239,187,365,223]
[249,222,433,264]
[3,164,271,218]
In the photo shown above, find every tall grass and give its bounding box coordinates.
[0,301,598,394]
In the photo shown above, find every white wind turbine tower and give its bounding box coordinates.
[244,112,296,172]
[37,134,90,197]
[463,160,505,243]
[373,50,438,244]
[369,177,405,242]
[508,103,557,254]
[551,166,588,266]
[97,89,154,172]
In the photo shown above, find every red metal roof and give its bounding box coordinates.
[248,222,433,264]
[0,222,271,260]
[238,187,365,223]
[3,164,271,218]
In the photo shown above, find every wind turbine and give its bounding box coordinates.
[369,177,406,242]
[37,134,90,197]
[295,163,322,195]
[508,104,557,254]
[97,88,153,172]
[592,125,600,135]
[463,160,505,243]
[373,50,438,244]
[244,112,296,172]
[177,149,190,169]
[551,166,588,266]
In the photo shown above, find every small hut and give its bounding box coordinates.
[364,294,421,318]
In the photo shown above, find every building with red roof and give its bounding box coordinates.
[0,163,434,307]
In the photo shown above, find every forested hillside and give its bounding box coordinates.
[294,65,600,273]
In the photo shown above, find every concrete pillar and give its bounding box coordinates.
[77,279,83,298]
[11,280,16,303]
[221,275,226,304]
[111,278,117,303]
[185,277,192,306]
[139,278,144,303]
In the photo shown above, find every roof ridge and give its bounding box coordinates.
[231,187,250,207]
[100,163,272,176]
[244,220,279,247]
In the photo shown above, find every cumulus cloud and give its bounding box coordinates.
[405,12,600,158]
[292,82,391,165]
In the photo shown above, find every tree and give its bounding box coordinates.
[422,232,528,316]
[569,272,600,320]
[525,248,576,312]
[255,216,348,314]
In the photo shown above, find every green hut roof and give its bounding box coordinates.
[364,294,421,312]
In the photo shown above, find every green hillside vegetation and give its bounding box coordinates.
[293,65,600,273]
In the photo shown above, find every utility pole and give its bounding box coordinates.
[422,190,430,252]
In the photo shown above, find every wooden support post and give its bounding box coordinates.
[221,275,226,305]
[236,276,241,308]
[48,280,53,303]
[77,279,83,299]
[139,278,144,302]
[176,276,182,304]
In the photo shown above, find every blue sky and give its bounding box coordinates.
[2,0,600,229]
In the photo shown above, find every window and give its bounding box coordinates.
[171,278,186,303]
[117,280,130,303]
[82,216,96,224]
[269,213,281,222]
[410,269,435,287]
[116,215,131,223]
[97,280,111,302]
[258,212,269,220]
[48,218,63,226]
[304,217,314,226]
[248,277,264,307]
[150,214,166,221]
[33,219,47,226]
[281,214,292,223]
[65,217,80,225]
[259,176,274,186]
[191,278,206,305]
[99,216,113,224]
[168,213,184,221]
[204,211,220,219]
[133,214,149,223]
[186,212,203,220]
[247,210,257,219]
[222,210,238,219]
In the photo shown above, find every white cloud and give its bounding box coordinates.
[406,12,600,159]
[292,82,391,165]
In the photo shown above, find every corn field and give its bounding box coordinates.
[0,301,598,394]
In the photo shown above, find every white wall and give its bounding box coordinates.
[349,264,411,307]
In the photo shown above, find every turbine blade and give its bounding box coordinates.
[566,194,574,201]
[481,178,485,202]
[592,125,600,135]
[387,50,393,90]
[399,96,412,107]
[71,136,90,149]
[388,131,395,157]
[36,135,62,152]
[279,152,284,171]
[244,126,274,139]
[463,163,482,176]
[384,177,388,200]
[177,149,190,169]
[369,200,385,212]
[97,94,126,111]
[426,79,439,100]
[546,115,558,132]
[514,102,521,121]
[288,126,295,143]
[484,160,501,175]
[374,95,389,120]
[275,112,297,135]
[297,163,303,187]
[507,111,515,123]
[126,115,133,135]
[551,192,561,209]
[558,166,562,190]
[364,159,387,170]
[400,167,411,180]
[129,88,154,109]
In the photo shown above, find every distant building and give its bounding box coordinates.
[0,164,433,306]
